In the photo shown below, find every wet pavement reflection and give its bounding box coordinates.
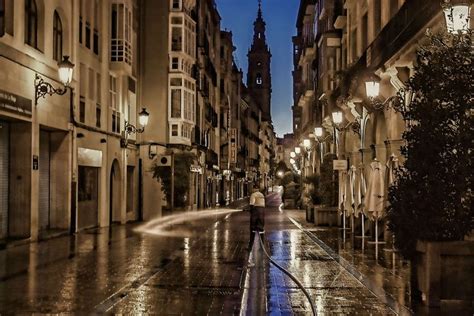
[1,192,471,314]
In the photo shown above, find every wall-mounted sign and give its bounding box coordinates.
[333,160,348,171]
[0,89,32,117]
[190,165,202,174]
[32,155,39,170]
[78,148,103,167]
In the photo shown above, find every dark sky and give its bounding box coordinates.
[215,0,299,137]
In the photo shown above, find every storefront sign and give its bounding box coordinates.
[333,159,348,171]
[190,165,203,174]
[78,148,103,167]
[0,89,32,117]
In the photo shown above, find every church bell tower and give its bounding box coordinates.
[247,0,272,122]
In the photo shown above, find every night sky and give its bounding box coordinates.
[215,0,299,137]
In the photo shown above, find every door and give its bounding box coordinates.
[39,131,50,231]
[0,121,9,239]
[78,166,99,229]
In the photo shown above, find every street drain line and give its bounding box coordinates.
[258,232,317,316]
[283,210,412,316]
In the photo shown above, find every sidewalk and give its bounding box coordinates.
[285,208,474,316]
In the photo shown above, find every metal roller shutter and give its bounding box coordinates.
[0,121,9,239]
[39,131,50,231]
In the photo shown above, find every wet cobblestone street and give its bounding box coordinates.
[1,192,472,314]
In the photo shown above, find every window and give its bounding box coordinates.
[171,26,182,51]
[53,11,63,61]
[88,68,95,101]
[109,75,120,133]
[93,0,99,54]
[85,22,91,48]
[171,89,181,118]
[109,75,117,110]
[0,0,4,36]
[171,57,179,70]
[96,73,101,128]
[79,97,86,123]
[171,124,178,136]
[111,3,132,65]
[25,0,37,48]
[256,74,262,85]
[96,105,101,128]
[171,0,181,11]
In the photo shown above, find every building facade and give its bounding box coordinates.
[0,0,275,246]
[292,0,473,237]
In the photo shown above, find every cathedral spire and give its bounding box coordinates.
[247,0,272,122]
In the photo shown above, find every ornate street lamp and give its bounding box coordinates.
[122,108,150,147]
[124,108,150,135]
[303,138,311,149]
[332,111,343,126]
[290,151,296,158]
[314,127,323,138]
[35,56,74,105]
[290,158,295,164]
[295,147,301,155]
[442,0,471,33]
[365,74,381,99]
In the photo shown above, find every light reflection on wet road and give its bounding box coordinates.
[2,192,466,314]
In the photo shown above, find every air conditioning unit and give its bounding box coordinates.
[156,155,172,167]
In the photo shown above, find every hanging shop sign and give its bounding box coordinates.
[190,165,203,174]
[0,89,32,117]
[333,159,348,171]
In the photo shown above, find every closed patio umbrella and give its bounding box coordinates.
[365,159,386,221]
[344,165,356,217]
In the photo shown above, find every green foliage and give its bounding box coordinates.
[388,32,474,258]
[320,153,338,206]
[305,174,322,205]
[151,151,197,208]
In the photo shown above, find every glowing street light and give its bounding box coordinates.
[365,74,381,98]
[295,147,301,155]
[442,0,471,33]
[314,127,323,138]
[290,151,296,158]
[332,111,343,125]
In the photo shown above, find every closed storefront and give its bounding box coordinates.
[0,120,9,239]
[77,148,102,230]
[39,131,51,231]
[78,166,99,229]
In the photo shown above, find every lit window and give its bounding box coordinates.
[256,74,262,85]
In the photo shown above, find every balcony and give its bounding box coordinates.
[366,0,440,70]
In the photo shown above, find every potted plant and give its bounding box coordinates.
[388,30,473,307]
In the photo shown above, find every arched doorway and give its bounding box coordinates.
[109,159,122,225]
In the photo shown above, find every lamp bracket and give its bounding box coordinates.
[124,121,144,135]
[34,74,67,105]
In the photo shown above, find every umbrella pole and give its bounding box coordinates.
[351,215,354,233]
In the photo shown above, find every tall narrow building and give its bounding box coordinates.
[247,1,272,122]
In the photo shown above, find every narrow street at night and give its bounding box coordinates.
[1,0,473,314]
